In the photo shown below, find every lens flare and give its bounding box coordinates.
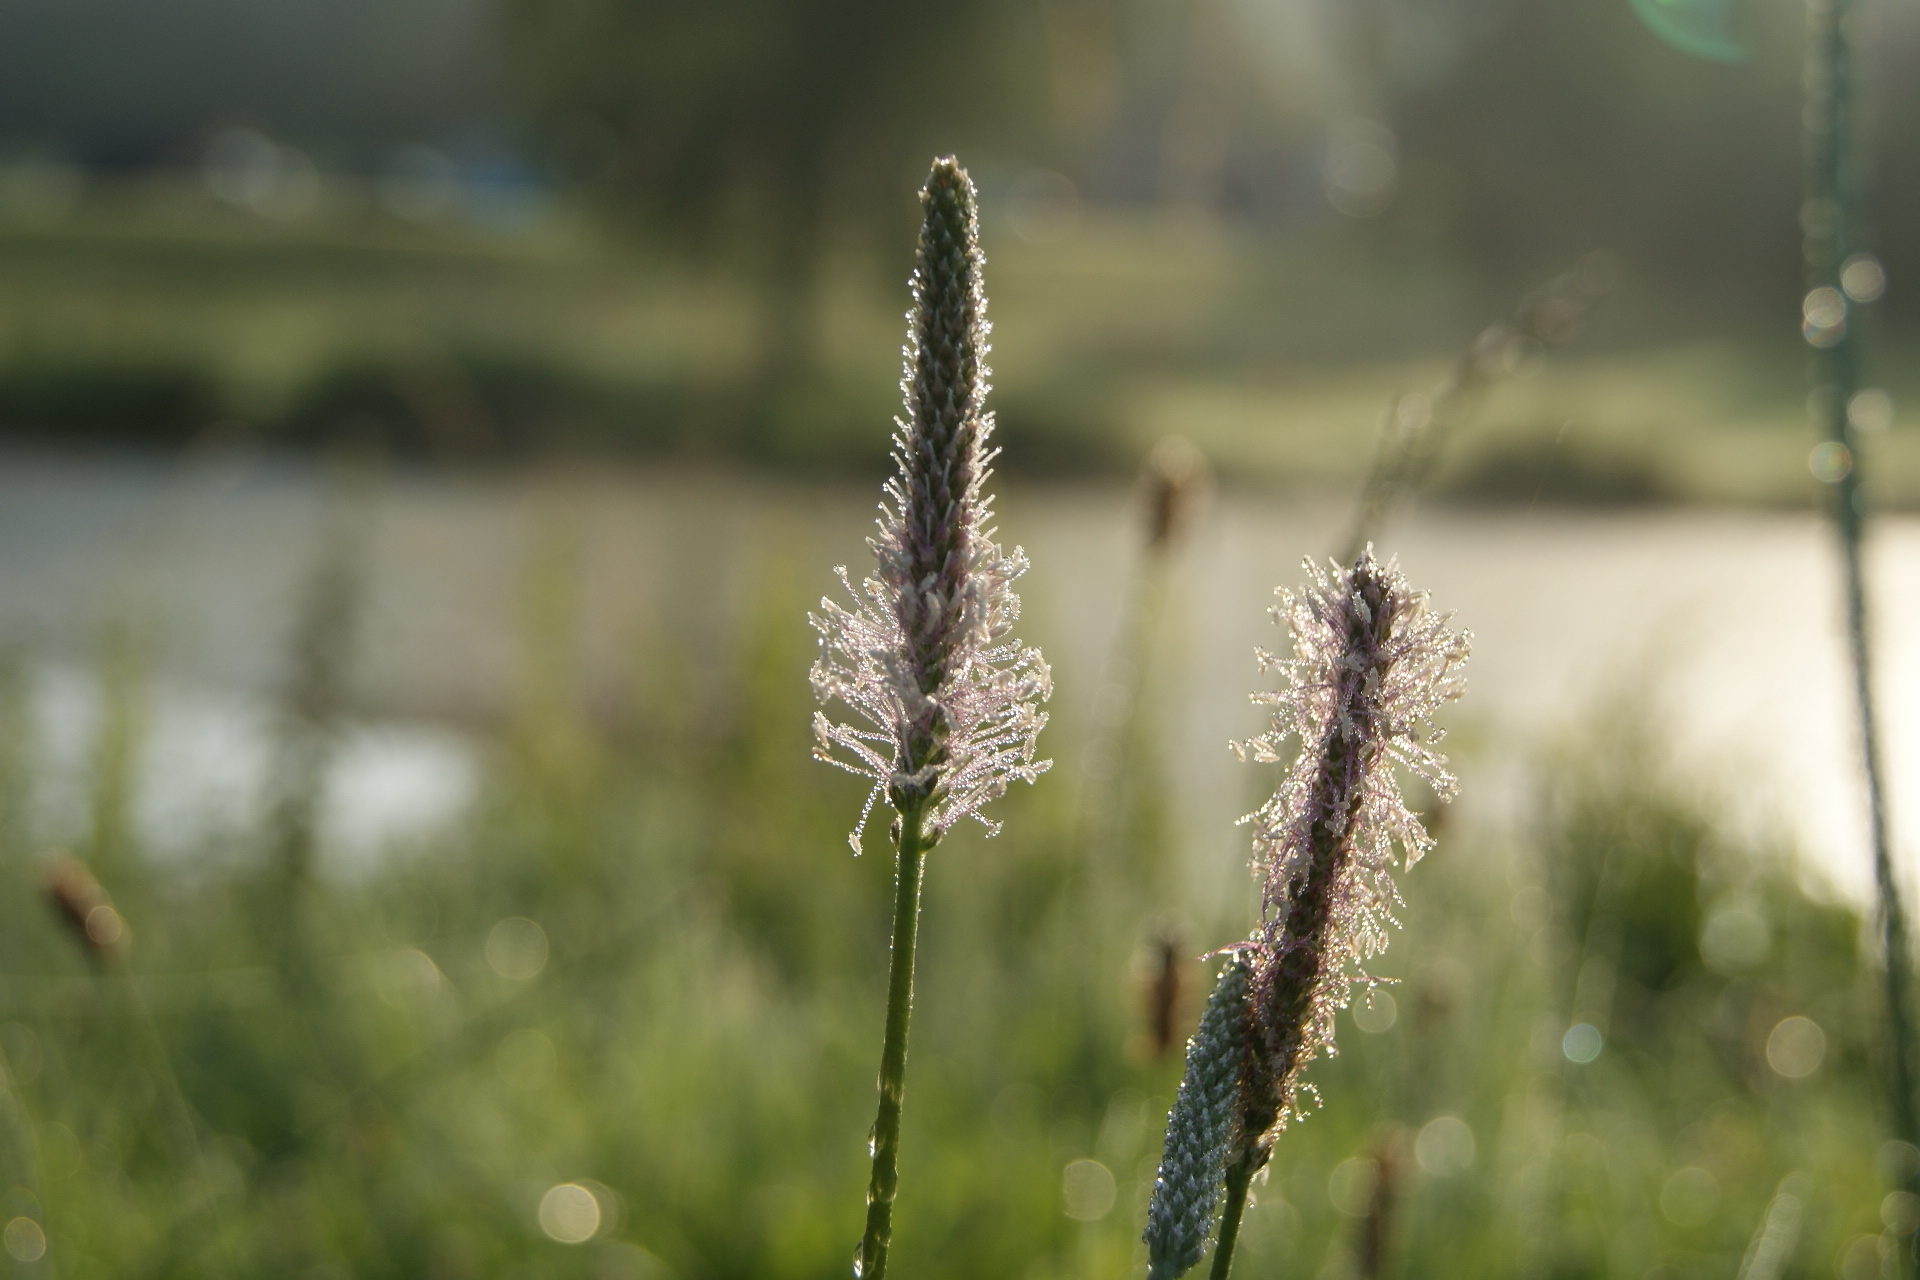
[1628,0,1748,61]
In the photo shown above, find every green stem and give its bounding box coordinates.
[1209,1152,1258,1280]
[856,799,930,1280]
[1804,0,1920,1184]
[116,964,240,1279]
[1845,464,1920,1145]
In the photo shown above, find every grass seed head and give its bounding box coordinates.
[1141,436,1210,552]
[43,854,129,960]
[1234,549,1468,1151]
[809,158,1051,850]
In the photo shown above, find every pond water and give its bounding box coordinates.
[0,449,1913,905]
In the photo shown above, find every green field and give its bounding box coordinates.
[0,512,1899,1278]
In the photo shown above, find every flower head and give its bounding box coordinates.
[44,856,129,959]
[1142,552,1466,1280]
[1232,549,1468,1145]
[810,159,1051,850]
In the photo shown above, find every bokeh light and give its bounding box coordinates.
[1004,170,1082,245]
[486,917,549,981]
[1809,441,1853,484]
[1328,1156,1379,1216]
[1562,1023,1603,1064]
[2,1217,44,1263]
[1698,902,1768,973]
[1850,389,1895,434]
[1415,1116,1475,1176]
[1841,254,1888,304]
[1659,1167,1720,1226]
[1766,1016,1827,1079]
[0,0,1912,1272]
[1061,1158,1115,1221]
[1322,119,1398,219]
[1353,990,1397,1033]
[537,1183,601,1243]
[1803,286,1848,347]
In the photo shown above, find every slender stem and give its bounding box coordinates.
[1846,491,1920,1147]
[1209,1152,1258,1280]
[115,963,240,1279]
[1804,0,1920,1178]
[856,799,931,1280]
[1335,259,1610,564]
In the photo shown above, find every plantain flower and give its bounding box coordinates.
[1232,550,1468,1143]
[809,159,1051,852]
[821,158,1056,1280]
[1145,550,1467,1279]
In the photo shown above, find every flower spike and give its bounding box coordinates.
[809,158,1051,851]
[1144,549,1467,1279]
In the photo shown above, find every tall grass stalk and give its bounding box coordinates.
[1801,0,1920,1189]
[1072,439,1209,1073]
[1145,552,1467,1280]
[1337,256,1613,563]
[44,856,238,1277]
[85,623,145,883]
[810,158,1051,1280]
[0,656,31,846]
[271,454,375,917]
[1736,1173,1808,1280]
[0,1047,40,1239]
[1077,438,1209,870]
[1528,734,1641,1275]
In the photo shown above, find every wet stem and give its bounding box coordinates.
[856,796,931,1280]
[1208,1151,1259,1280]
[1803,0,1920,1217]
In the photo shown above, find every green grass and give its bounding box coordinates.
[0,524,1898,1279]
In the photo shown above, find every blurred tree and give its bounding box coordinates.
[501,0,1049,384]
[1283,0,1920,345]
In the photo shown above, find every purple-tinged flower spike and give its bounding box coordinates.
[826,158,1053,1280]
[810,158,1051,851]
[1155,552,1465,1280]
[1230,549,1468,1160]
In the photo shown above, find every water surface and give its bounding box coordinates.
[0,450,1910,905]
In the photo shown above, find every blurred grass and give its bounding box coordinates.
[0,512,1900,1278]
[3,185,1916,504]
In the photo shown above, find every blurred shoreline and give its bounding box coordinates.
[0,199,1912,505]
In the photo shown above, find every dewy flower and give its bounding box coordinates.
[1232,550,1468,1142]
[1144,549,1467,1280]
[826,157,1054,1280]
[809,159,1051,851]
